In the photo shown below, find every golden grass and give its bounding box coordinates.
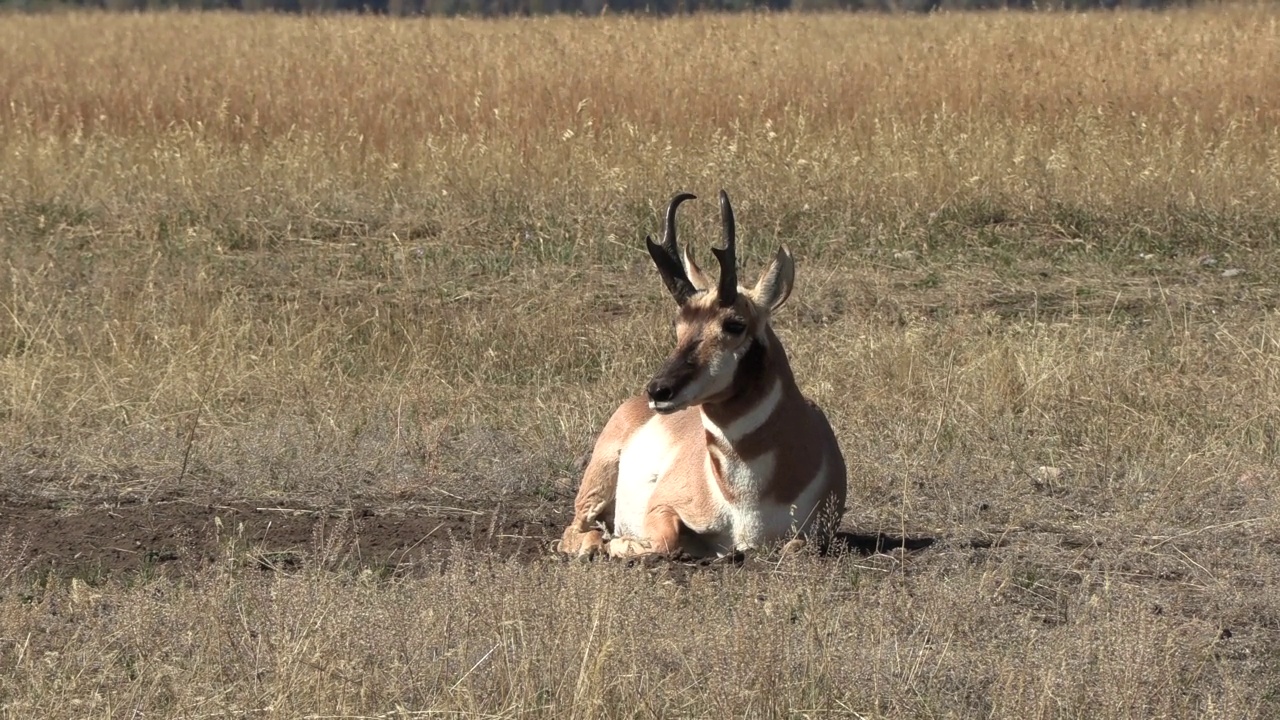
[2,7,1280,718]
[2,546,1266,718]
[3,8,1279,221]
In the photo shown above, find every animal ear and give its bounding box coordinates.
[681,245,712,292]
[750,246,795,313]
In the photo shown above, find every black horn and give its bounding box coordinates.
[645,192,698,305]
[661,192,697,260]
[710,190,737,307]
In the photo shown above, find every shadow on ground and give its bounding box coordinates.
[829,531,937,555]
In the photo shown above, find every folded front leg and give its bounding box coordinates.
[558,448,620,559]
[606,506,684,559]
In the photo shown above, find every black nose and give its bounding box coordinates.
[647,380,675,404]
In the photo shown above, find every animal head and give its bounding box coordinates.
[643,190,795,414]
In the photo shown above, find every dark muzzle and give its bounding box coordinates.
[645,344,700,412]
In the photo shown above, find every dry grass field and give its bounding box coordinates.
[2,6,1280,718]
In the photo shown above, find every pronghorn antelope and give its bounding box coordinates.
[558,190,848,559]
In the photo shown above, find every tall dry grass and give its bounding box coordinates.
[1,544,1267,718]
[2,9,1278,226]
[1,7,1276,500]
[1,7,1280,718]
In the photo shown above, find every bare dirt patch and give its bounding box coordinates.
[0,493,565,578]
[1,490,941,580]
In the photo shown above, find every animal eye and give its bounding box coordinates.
[722,319,747,335]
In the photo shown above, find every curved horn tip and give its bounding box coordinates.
[661,192,697,255]
[664,193,696,223]
[717,191,736,237]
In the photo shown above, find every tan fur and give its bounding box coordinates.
[558,192,848,560]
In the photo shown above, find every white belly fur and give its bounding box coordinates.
[613,415,839,553]
[765,454,832,544]
[612,417,677,538]
[715,453,832,551]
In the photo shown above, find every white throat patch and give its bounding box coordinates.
[701,378,783,446]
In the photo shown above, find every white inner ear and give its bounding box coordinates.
[751,247,795,312]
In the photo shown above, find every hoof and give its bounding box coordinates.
[559,526,605,560]
[606,536,650,559]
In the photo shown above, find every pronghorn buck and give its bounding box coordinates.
[559,190,848,560]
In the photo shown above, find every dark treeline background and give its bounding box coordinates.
[6,0,1204,19]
